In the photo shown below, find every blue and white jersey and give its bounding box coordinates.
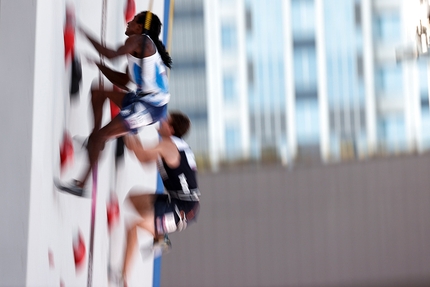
[127,36,170,106]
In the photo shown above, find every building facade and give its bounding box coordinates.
[169,0,429,170]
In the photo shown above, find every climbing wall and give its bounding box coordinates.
[0,0,172,286]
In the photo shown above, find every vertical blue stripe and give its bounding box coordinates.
[163,0,171,45]
[156,173,164,194]
[153,174,164,287]
[154,2,172,286]
[153,255,162,287]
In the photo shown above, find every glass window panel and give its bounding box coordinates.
[378,115,406,152]
[225,126,241,159]
[295,99,320,145]
[223,75,236,102]
[294,46,317,91]
[375,12,401,43]
[221,23,237,51]
[291,0,315,37]
[376,67,403,96]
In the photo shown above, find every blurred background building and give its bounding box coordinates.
[167,0,430,171]
[161,1,430,287]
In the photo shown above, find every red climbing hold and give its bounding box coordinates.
[48,249,55,268]
[107,192,120,230]
[60,131,74,172]
[124,0,136,23]
[110,86,122,120]
[73,230,86,269]
[64,5,76,63]
[110,100,120,120]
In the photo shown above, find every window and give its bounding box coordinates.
[356,54,363,79]
[295,99,320,145]
[418,61,428,92]
[223,74,236,102]
[376,67,403,96]
[378,115,406,152]
[294,45,317,91]
[225,126,241,159]
[375,12,401,43]
[221,23,237,51]
[421,96,429,112]
[245,7,252,33]
[291,0,315,37]
[354,2,361,28]
[421,110,430,150]
[247,60,254,86]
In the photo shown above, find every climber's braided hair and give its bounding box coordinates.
[136,11,172,68]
